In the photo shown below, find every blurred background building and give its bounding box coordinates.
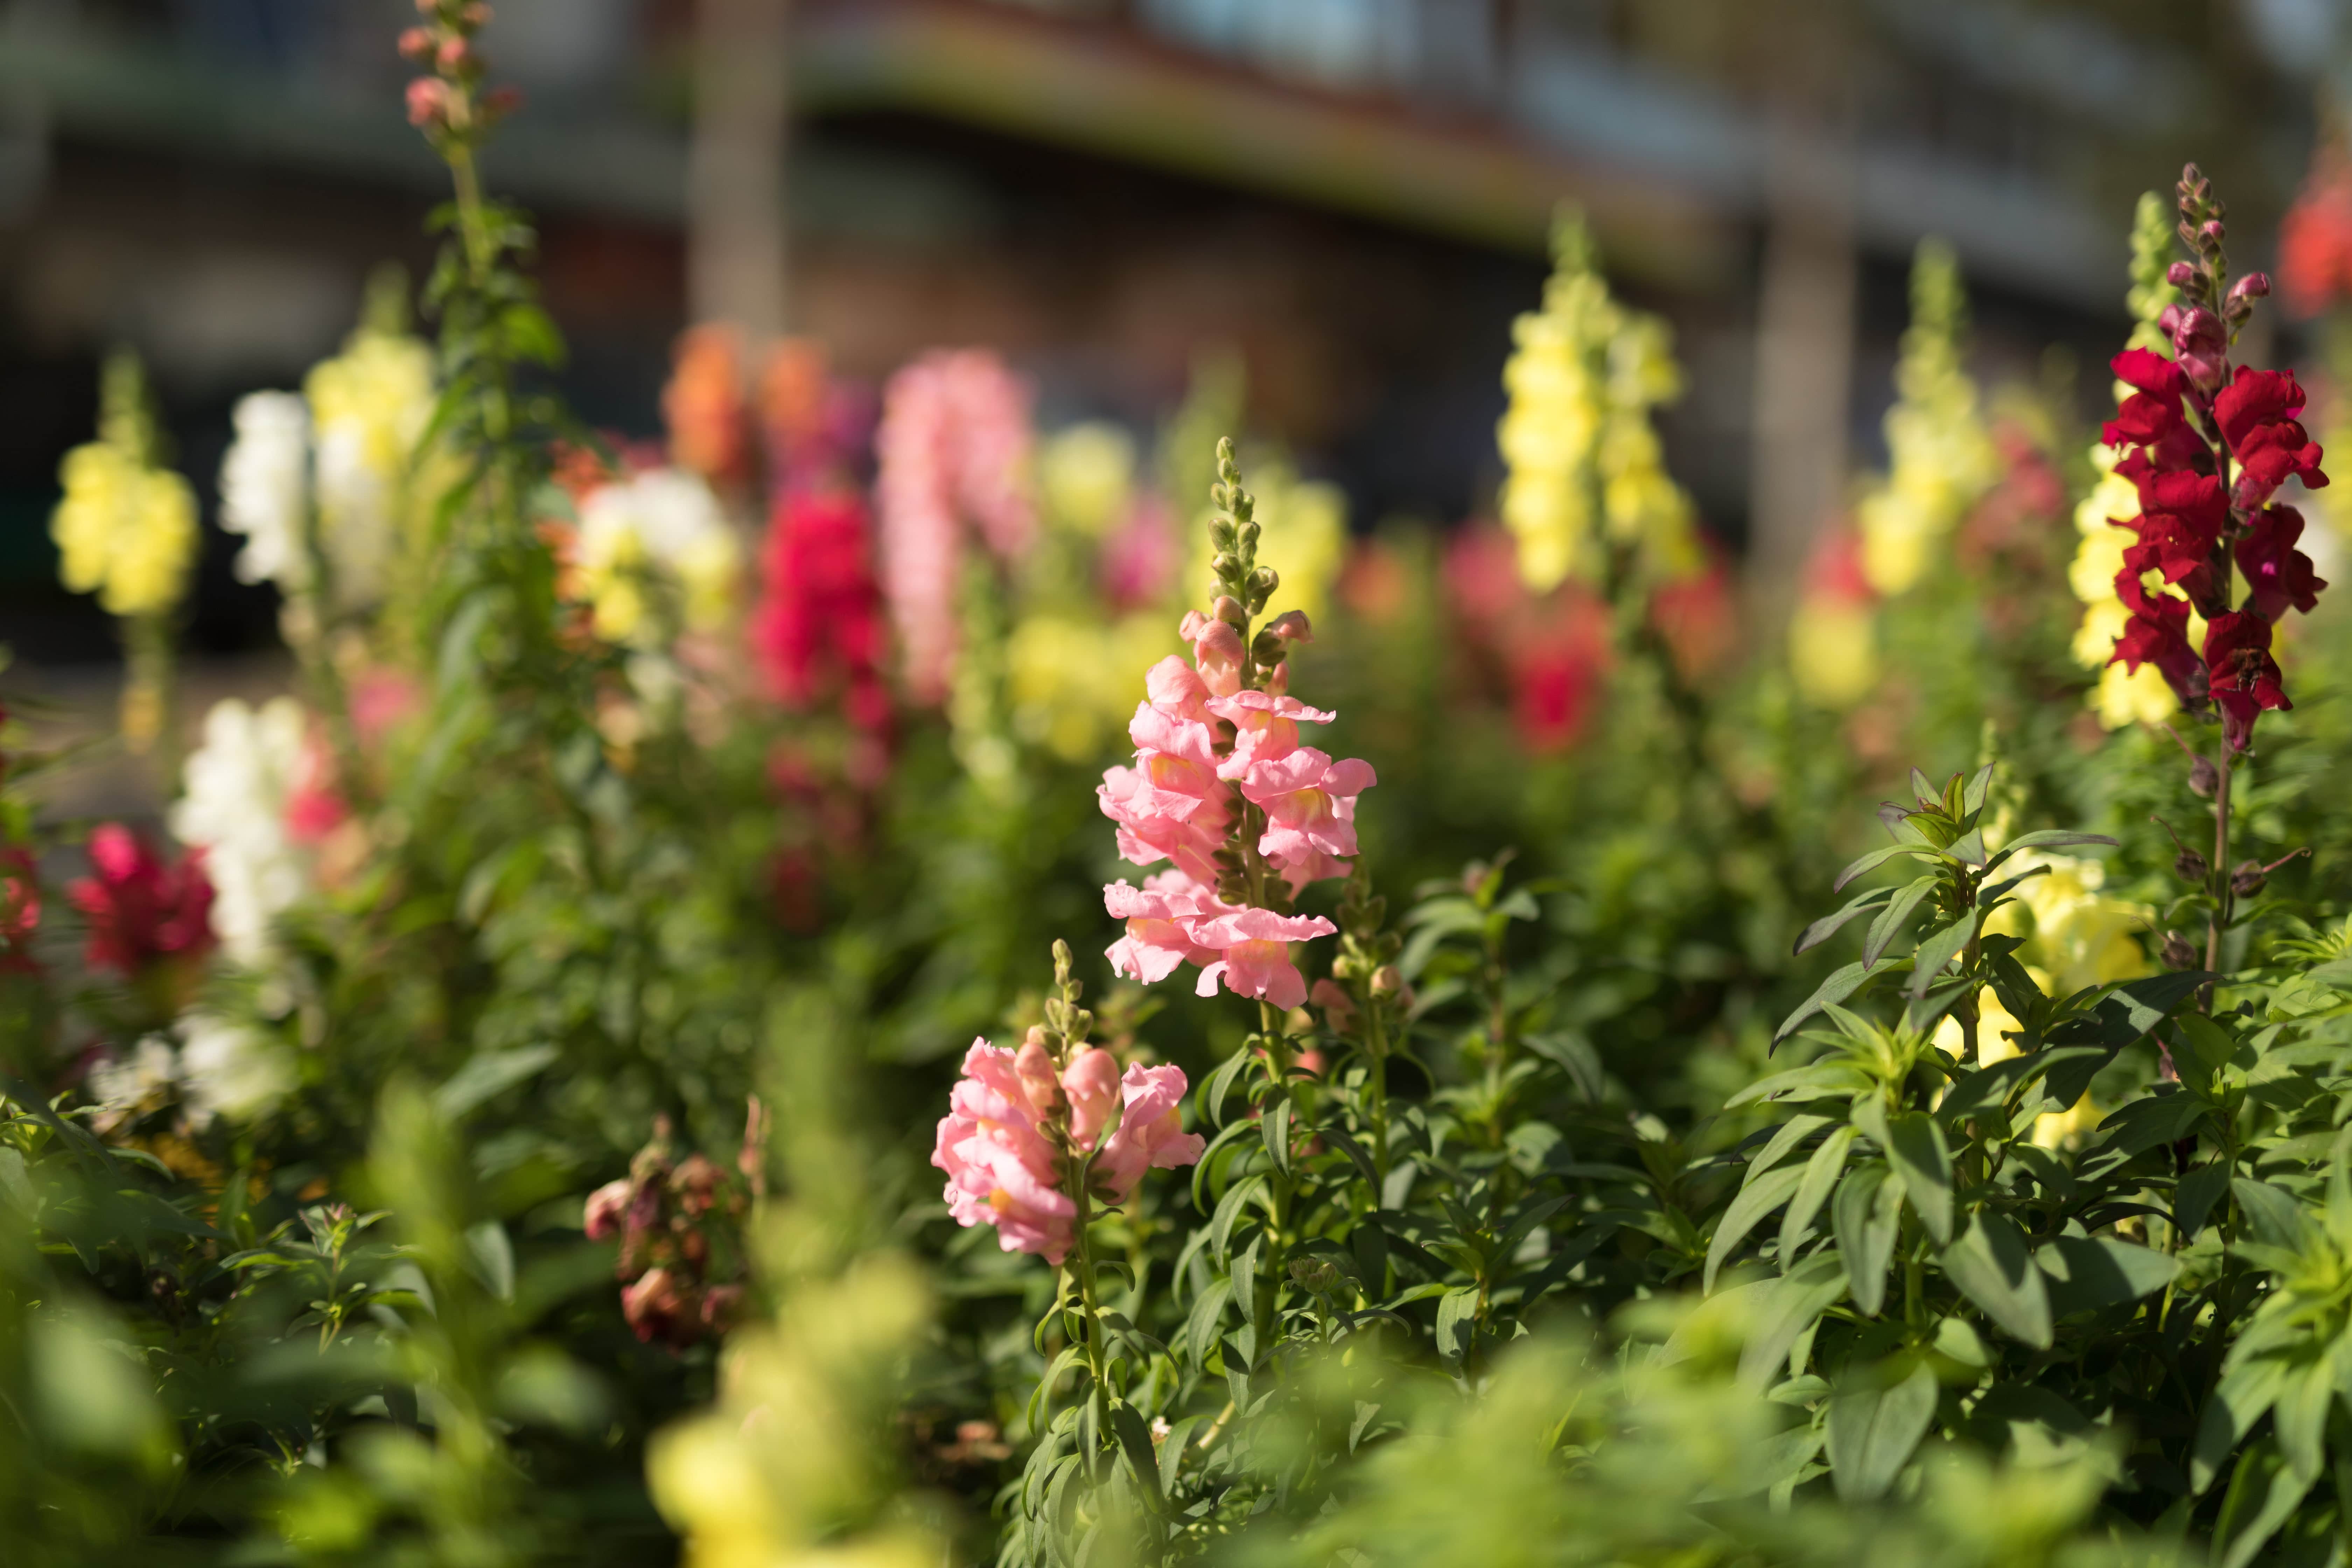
[0,0,2340,662]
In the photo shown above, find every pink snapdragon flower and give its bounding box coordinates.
[1239,748,1377,869]
[934,1038,1078,1263]
[933,1038,1204,1264]
[1104,869,1336,1009]
[1098,603,1370,1004]
[875,350,1036,704]
[1082,1055,1205,1201]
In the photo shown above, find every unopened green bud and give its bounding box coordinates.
[1288,1256,1341,1294]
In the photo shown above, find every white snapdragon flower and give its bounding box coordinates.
[219,391,313,590]
[170,697,309,971]
[179,1014,295,1126]
[576,467,738,644]
[87,1035,180,1126]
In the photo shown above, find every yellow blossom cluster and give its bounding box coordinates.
[649,1250,940,1568]
[1496,212,1701,591]
[2068,195,2188,730]
[50,354,197,620]
[1934,851,2152,1144]
[1856,241,2001,596]
[304,323,438,606]
[1007,612,1179,764]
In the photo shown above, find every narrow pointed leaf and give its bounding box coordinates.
[1793,886,1896,955]
[1861,877,1937,969]
[1779,1125,1856,1266]
[1704,1162,1809,1294]
[1940,1212,2051,1348]
[1826,1358,1937,1501]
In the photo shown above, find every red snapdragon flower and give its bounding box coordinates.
[2096,174,2330,752]
[0,847,39,975]
[752,485,890,745]
[2281,147,2352,317]
[2203,611,2290,753]
[68,825,215,976]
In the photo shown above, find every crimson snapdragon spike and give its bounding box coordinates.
[2102,165,2330,755]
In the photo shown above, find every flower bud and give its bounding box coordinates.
[1212,595,1247,628]
[398,26,436,61]
[462,1,492,24]
[1370,965,1404,996]
[2174,847,2207,882]
[2230,271,2271,302]
[1061,1046,1121,1148]
[436,35,473,72]
[2230,859,2267,898]
[2166,261,2197,288]
[2160,930,2198,970]
[1287,1256,1340,1294]
[2169,306,2228,393]
[405,76,450,128]
[481,84,524,121]
[1015,1038,1064,1119]
[2199,219,2227,249]
[2189,755,2219,798]
[1264,609,1313,645]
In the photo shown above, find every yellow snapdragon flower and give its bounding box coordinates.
[1007,612,1175,763]
[648,1252,939,1568]
[52,442,197,618]
[1038,421,1136,538]
[1497,212,1700,591]
[1856,240,2000,596]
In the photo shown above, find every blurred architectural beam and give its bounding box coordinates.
[1746,126,1857,617]
[689,0,792,337]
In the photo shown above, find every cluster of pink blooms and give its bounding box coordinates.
[874,350,1036,703]
[1098,605,1375,1011]
[932,1037,1203,1265]
[68,825,215,978]
[584,1106,765,1349]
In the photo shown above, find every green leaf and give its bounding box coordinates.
[1203,1048,1252,1128]
[2174,1162,2230,1240]
[1960,762,1995,816]
[1435,1286,1480,1363]
[434,1045,559,1121]
[1705,1163,1809,1294]
[2212,1438,2312,1568]
[2232,1177,2307,1250]
[1260,1096,1293,1178]
[2194,1356,2294,1493]
[1826,1358,1937,1501]
[1861,878,1938,969]
[1833,845,1934,893]
[1749,1113,1838,1180]
[2273,1358,2332,1486]
[1885,1113,1953,1245]
[1794,886,1898,956]
[1984,830,2120,870]
[1737,1253,1848,1390]
[1107,1403,1166,1513]
[1945,825,1987,867]
[1182,1277,1233,1371]
[2034,1236,2178,1318]
[1941,1212,2051,1348]
[1834,1164,1901,1317]
[1780,1126,1857,1267]
[1907,915,1975,1001]
[1776,962,1879,1046]
[2094,1091,2208,1160]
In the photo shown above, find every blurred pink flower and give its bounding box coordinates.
[69,825,215,976]
[876,350,1036,703]
[584,1177,633,1242]
[1101,493,1179,610]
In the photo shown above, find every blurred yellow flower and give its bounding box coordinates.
[1038,421,1136,538]
[306,327,436,606]
[1008,612,1174,763]
[1982,852,2151,996]
[52,442,197,618]
[649,1252,938,1568]
[1856,240,1999,596]
[1497,215,1701,592]
[576,468,738,647]
[1788,601,1878,708]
